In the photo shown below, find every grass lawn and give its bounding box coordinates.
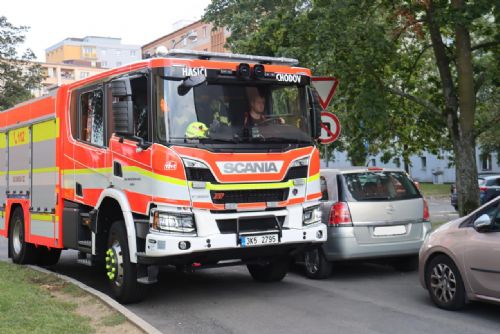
[0,261,92,334]
[419,183,452,197]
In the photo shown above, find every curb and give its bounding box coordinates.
[27,264,162,334]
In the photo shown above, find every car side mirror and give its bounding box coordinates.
[178,75,207,96]
[473,214,492,232]
[308,86,322,140]
[110,79,134,134]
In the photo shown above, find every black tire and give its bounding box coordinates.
[247,257,290,282]
[425,255,466,310]
[106,221,145,304]
[304,248,332,279]
[8,207,39,264]
[392,255,419,272]
[36,247,61,266]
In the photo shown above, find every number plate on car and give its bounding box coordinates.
[240,234,279,247]
[373,225,406,236]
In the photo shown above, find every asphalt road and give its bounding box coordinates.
[0,199,497,334]
[427,196,459,223]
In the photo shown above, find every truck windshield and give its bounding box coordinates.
[155,76,312,144]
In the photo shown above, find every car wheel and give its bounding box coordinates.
[8,207,39,264]
[425,255,466,310]
[304,248,332,279]
[36,247,62,266]
[106,221,146,304]
[247,257,289,282]
[392,255,419,272]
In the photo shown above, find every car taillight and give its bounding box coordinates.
[329,202,353,226]
[423,199,430,222]
[479,186,487,192]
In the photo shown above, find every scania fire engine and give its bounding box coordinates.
[0,50,326,303]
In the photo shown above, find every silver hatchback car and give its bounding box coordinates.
[419,197,500,310]
[303,167,432,278]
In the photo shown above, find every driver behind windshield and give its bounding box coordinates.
[244,87,267,127]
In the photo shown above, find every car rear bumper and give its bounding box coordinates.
[322,222,432,261]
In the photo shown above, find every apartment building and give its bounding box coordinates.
[46,36,141,68]
[142,20,230,58]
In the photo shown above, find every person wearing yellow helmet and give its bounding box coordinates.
[185,121,209,139]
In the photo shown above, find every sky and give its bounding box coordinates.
[2,0,212,62]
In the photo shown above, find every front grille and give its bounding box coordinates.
[210,189,288,204]
[216,216,285,234]
[186,168,217,183]
[284,166,308,180]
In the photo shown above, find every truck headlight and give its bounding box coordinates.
[152,212,196,233]
[303,206,321,225]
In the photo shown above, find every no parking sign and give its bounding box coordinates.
[319,112,341,144]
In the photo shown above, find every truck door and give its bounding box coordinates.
[0,132,7,235]
[107,73,152,215]
[72,85,110,206]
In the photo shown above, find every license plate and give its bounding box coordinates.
[373,225,406,236]
[240,234,279,247]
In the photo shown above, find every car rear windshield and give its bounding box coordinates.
[341,171,421,201]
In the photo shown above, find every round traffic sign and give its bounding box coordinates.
[319,112,341,144]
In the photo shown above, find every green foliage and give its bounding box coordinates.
[0,16,44,111]
[204,0,497,165]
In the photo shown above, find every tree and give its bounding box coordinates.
[204,0,498,215]
[0,16,44,111]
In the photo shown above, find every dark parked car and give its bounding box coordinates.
[451,174,500,211]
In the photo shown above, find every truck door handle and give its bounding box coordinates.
[76,182,83,197]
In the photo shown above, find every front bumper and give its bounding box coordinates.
[139,223,326,265]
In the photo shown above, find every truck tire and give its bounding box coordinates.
[247,257,289,282]
[106,220,145,304]
[425,255,466,310]
[8,207,39,264]
[37,247,61,266]
[304,248,332,279]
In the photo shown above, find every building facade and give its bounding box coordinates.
[31,62,107,97]
[142,20,230,58]
[321,149,500,184]
[46,36,141,68]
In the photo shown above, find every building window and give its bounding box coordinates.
[101,61,108,68]
[79,72,89,79]
[371,158,376,166]
[130,50,136,56]
[203,26,208,38]
[115,49,121,56]
[481,153,492,171]
[421,157,427,170]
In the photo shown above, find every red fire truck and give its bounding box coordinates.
[0,50,326,303]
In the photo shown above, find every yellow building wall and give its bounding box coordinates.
[46,45,82,63]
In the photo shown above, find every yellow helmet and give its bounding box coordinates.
[185,122,208,138]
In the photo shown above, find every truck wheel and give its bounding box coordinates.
[8,207,38,264]
[304,248,332,279]
[425,255,466,310]
[37,247,61,266]
[392,255,419,272]
[247,257,289,282]
[106,220,145,304]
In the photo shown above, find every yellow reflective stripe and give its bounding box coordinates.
[8,127,29,147]
[308,173,320,182]
[201,180,293,191]
[33,119,59,142]
[31,213,58,222]
[3,167,59,175]
[0,133,6,149]
[122,166,187,186]
[65,168,113,175]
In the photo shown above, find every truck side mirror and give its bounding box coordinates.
[308,86,322,140]
[110,79,134,134]
[178,75,207,96]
